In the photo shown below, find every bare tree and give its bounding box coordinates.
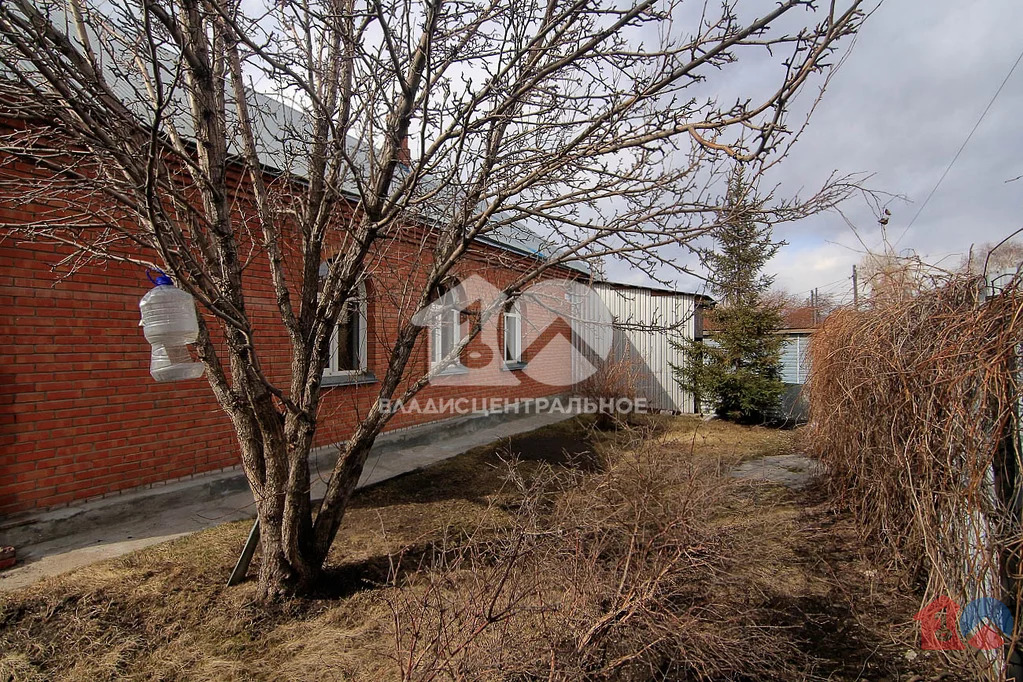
[859,247,946,305]
[0,0,868,599]
[962,239,1023,277]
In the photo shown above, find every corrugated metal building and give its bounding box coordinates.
[773,306,818,421]
[590,281,709,413]
[778,332,811,385]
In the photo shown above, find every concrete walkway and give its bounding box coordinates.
[0,410,576,592]
[730,453,817,489]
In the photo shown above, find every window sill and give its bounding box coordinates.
[322,371,378,388]
[502,361,528,372]
[432,363,470,377]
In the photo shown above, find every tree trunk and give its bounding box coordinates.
[256,504,322,601]
[311,434,377,563]
[234,408,323,601]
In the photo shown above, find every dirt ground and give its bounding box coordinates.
[0,416,961,681]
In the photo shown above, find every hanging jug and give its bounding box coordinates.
[139,273,205,382]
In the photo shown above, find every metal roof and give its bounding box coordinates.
[591,278,711,302]
[13,2,586,274]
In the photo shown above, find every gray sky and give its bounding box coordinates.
[611,0,1023,302]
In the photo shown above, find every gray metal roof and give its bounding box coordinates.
[592,278,710,301]
[12,2,584,274]
[478,221,590,274]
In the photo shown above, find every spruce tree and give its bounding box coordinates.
[673,169,785,423]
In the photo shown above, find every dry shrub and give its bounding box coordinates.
[806,273,1023,680]
[577,352,644,430]
[384,431,796,681]
[4,418,904,680]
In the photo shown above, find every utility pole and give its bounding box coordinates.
[852,265,859,309]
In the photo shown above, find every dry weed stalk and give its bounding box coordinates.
[806,272,1023,680]
[577,353,645,430]
[383,435,794,680]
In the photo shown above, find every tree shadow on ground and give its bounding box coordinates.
[347,420,601,511]
[316,418,673,601]
[744,479,967,681]
[314,540,438,599]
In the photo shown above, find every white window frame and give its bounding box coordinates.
[325,282,368,378]
[503,307,522,365]
[430,306,464,370]
[429,282,465,372]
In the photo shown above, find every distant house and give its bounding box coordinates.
[775,307,819,422]
[699,304,820,421]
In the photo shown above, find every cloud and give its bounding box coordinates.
[762,0,1023,295]
[607,0,1023,298]
[768,240,860,303]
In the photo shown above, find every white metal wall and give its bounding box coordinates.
[779,333,811,385]
[590,284,699,413]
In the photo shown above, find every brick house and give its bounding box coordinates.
[0,107,596,518]
[0,7,704,518]
[0,222,590,517]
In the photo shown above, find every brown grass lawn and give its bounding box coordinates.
[0,416,955,681]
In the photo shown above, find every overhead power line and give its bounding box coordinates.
[897,44,1023,245]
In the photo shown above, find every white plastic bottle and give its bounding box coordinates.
[139,274,205,382]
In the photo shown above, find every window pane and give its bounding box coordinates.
[431,325,442,363]
[505,314,520,363]
[350,314,361,368]
[336,315,359,371]
[440,312,455,357]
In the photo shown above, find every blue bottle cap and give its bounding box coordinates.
[153,274,173,286]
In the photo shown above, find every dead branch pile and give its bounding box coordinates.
[806,274,1023,679]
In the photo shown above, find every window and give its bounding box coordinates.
[429,280,464,371]
[326,281,368,377]
[503,302,522,365]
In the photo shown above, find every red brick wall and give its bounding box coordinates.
[0,223,579,516]
[313,244,580,444]
[1,242,238,514]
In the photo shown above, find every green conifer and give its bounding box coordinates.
[673,168,785,423]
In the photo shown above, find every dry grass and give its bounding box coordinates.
[806,274,1023,680]
[0,415,943,681]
